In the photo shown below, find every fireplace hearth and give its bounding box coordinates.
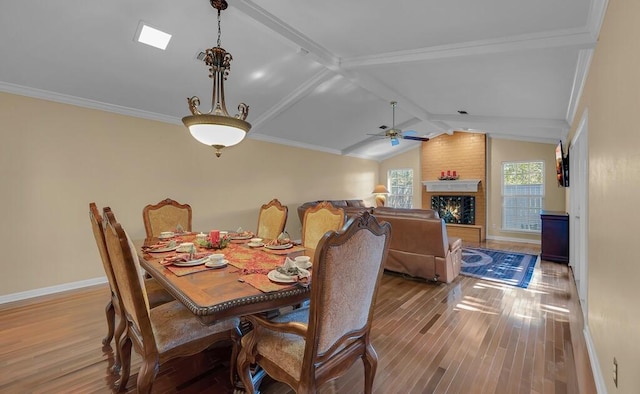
[431,195,475,225]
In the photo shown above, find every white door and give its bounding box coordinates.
[570,111,589,318]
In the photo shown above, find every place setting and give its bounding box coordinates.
[267,256,312,284]
[142,239,179,253]
[159,244,229,276]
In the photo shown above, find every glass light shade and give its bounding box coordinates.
[183,114,251,147]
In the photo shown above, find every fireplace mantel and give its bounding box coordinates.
[423,179,481,192]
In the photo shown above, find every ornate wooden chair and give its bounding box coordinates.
[237,211,391,394]
[102,207,241,393]
[301,201,345,250]
[89,203,173,368]
[142,198,192,239]
[256,198,288,240]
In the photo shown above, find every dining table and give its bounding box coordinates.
[135,232,313,326]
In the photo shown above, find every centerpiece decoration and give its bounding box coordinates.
[197,230,230,250]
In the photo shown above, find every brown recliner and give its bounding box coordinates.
[372,207,462,283]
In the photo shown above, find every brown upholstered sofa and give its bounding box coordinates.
[297,200,373,224]
[371,207,462,283]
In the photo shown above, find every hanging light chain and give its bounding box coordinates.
[217,8,222,47]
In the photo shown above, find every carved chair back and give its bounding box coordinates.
[142,198,192,238]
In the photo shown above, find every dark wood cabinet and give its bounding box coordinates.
[540,210,569,263]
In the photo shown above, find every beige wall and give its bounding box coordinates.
[566,1,640,392]
[378,147,422,208]
[487,138,565,241]
[0,92,379,295]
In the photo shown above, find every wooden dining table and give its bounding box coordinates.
[136,233,312,325]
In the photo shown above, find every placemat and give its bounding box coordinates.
[241,273,301,293]
[165,264,212,277]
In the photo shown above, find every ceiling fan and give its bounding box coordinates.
[370,101,430,146]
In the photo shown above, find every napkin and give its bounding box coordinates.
[276,258,310,278]
[143,239,176,251]
[162,252,210,265]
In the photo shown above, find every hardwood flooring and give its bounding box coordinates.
[0,240,596,393]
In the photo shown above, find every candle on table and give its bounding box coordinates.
[441,171,445,177]
[453,171,457,177]
[447,170,451,176]
[209,230,220,244]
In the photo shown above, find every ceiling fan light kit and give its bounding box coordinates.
[374,101,430,147]
[182,0,251,158]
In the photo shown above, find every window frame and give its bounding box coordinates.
[501,160,545,233]
[386,168,414,209]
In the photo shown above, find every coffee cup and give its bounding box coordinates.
[159,231,174,239]
[195,232,207,242]
[210,253,225,262]
[250,238,263,244]
[294,255,311,268]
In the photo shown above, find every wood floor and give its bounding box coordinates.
[0,240,596,394]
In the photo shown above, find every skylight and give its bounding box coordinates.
[135,21,171,50]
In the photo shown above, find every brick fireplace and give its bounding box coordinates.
[421,132,486,242]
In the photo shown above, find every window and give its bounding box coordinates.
[502,161,544,232]
[387,169,413,209]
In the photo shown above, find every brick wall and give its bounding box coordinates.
[421,132,486,239]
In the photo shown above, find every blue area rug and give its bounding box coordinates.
[461,248,539,288]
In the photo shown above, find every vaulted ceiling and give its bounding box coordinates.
[0,0,606,160]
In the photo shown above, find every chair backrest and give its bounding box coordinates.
[256,199,288,240]
[301,201,345,250]
[103,207,157,353]
[305,211,391,365]
[142,198,192,238]
[89,203,119,298]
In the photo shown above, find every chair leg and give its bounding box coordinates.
[111,316,127,373]
[236,348,256,394]
[102,300,115,346]
[362,344,378,394]
[115,335,132,392]
[136,355,159,394]
[229,327,242,386]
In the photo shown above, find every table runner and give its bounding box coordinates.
[143,235,310,291]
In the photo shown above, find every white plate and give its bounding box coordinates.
[172,256,209,267]
[147,246,178,253]
[205,259,228,269]
[230,234,253,240]
[247,242,264,248]
[158,233,175,239]
[264,243,293,250]
[267,270,297,283]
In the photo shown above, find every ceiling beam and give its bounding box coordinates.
[250,69,335,130]
[233,0,448,134]
[340,28,596,69]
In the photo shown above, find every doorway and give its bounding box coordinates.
[570,109,589,319]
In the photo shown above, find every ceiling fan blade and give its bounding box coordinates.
[402,135,430,142]
[391,138,400,146]
[402,130,418,136]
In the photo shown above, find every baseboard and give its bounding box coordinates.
[0,277,107,305]
[485,235,541,245]
[584,324,607,393]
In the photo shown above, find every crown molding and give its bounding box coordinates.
[0,81,181,125]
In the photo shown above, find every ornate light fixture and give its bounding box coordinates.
[182,0,250,158]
